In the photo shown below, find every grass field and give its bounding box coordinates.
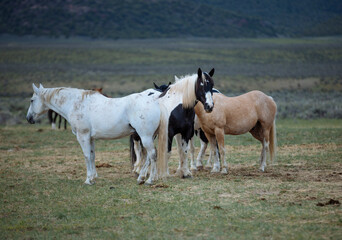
[1,119,341,239]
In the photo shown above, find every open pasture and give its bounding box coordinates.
[1,119,341,239]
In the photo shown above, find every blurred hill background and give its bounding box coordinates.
[1,0,341,39]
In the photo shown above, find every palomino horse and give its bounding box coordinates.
[194,91,277,173]
[157,68,215,178]
[26,84,161,185]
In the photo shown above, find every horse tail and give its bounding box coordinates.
[157,104,169,178]
[269,119,277,163]
[129,135,136,170]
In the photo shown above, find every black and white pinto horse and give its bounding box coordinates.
[131,79,219,178]
[156,68,215,179]
[133,69,215,183]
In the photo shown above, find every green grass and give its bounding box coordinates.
[1,119,342,239]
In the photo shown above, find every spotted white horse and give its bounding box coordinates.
[26,84,161,185]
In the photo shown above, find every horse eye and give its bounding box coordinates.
[31,99,33,103]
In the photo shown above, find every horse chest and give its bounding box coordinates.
[168,104,195,136]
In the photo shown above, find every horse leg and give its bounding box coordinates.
[137,156,150,184]
[189,137,197,171]
[206,143,219,170]
[175,134,192,178]
[133,139,143,174]
[260,128,270,172]
[141,137,157,185]
[58,114,62,129]
[207,135,220,173]
[215,128,228,174]
[197,138,208,169]
[250,122,269,172]
[76,132,95,185]
[52,112,58,130]
[90,139,98,179]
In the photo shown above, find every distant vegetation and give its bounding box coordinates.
[0,36,341,124]
[0,0,341,39]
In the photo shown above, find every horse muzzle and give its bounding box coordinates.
[204,103,214,113]
[26,115,35,124]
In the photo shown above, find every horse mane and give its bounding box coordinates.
[82,90,97,100]
[168,74,197,108]
[42,88,65,103]
[42,87,98,103]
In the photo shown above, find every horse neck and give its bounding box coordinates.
[42,88,75,120]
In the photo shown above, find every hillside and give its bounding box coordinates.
[0,0,341,39]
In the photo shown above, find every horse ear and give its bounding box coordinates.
[209,68,215,77]
[174,76,179,81]
[168,81,171,86]
[197,68,202,78]
[32,83,39,94]
[39,83,44,89]
[153,82,159,89]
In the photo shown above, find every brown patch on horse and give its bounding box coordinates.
[82,90,97,101]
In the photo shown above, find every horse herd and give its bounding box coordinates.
[26,68,277,185]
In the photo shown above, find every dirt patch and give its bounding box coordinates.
[316,199,341,207]
[96,163,113,168]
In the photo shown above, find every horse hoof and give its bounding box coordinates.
[144,181,154,186]
[196,165,204,171]
[190,166,198,171]
[182,174,193,179]
[84,179,95,185]
[221,168,228,175]
[259,166,265,172]
[137,179,145,185]
[205,165,212,170]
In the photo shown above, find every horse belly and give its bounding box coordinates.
[89,111,133,139]
[224,113,257,135]
[91,123,133,139]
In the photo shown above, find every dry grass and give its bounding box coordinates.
[1,120,342,239]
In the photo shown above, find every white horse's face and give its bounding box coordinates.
[26,84,48,124]
[196,68,215,113]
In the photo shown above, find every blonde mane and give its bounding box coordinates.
[169,74,197,108]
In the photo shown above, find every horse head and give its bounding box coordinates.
[153,82,171,92]
[195,68,215,113]
[26,83,49,124]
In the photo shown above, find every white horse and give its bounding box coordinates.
[26,84,161,185]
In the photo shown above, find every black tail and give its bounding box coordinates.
[129,132,142,170]
[129,135,137,170]
[47,109,53,124]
